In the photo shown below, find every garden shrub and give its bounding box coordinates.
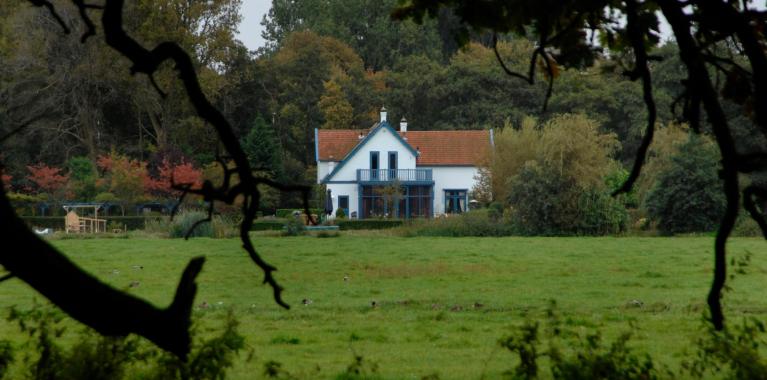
[251,220,287,231]
[336,219,403,230]
[733,214,763,237]
[169,210,213,238]
[212,214,240,238]
[404,209,513,237]
[507,162,626,236]
[645,135,726,234]
[283,217,306,236]
[335,207,347,219]
[575,190,628,235]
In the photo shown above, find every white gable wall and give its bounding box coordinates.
[325,127,416,182]
[426,166,479,215]
[326,183,359,217]
[317,161,337,183]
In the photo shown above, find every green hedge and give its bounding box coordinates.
[275,209,322,218]
[251,220,287,231]
[21,216,165,231]
[336,219,403,230]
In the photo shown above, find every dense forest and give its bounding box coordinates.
[0,0,760,228]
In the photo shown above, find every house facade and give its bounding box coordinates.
[315,109,493,219]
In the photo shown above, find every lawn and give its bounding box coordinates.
[2,235,767,379]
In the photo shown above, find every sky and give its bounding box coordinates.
[235,0,272,51]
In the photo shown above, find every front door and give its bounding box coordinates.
[338,196,349,218]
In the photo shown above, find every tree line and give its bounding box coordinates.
[0,0,743,226]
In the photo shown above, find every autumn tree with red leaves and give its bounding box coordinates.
[26,164,70,201]
[147,159,203,198]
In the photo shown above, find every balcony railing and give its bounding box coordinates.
[357,169,432,182]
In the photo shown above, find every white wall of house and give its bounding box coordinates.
[326,183,358,217]
[425,166,480,215]
[317,161,337,183]
[325,126,417,182]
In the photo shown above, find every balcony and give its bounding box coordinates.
[357,169,432,183]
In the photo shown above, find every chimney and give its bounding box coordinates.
[380,106,387,123]
[400,117,407,133]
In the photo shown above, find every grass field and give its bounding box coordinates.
[2,234,767,379]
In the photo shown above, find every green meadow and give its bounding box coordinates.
[2,235,767,379]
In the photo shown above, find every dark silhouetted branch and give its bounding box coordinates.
[660,0,741,331]
[613,0,658,196]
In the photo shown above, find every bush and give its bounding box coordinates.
[169,210,213,238]
[507,162,626,236]
[5,304,244,380]
[499,302,659,380]
[212,214,240,239]
[282,217,305,236]
[576,190,628,235]
[336,219,403,230]
[251,220,287,231]
[645,135,726,234]
[507,162,572,235]
[335,207,347,219]
[404,209,513,237]
[682,317,767,379]
[733,214,764,237]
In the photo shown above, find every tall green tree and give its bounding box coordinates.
[241,116,282,175]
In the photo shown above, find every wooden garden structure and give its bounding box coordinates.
[64,203,107,233]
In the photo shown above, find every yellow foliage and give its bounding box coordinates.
[489,114,619,203]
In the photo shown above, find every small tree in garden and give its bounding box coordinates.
[241,116,282,176]
[66,156,98,201]
[375,180,404,218]
[96,153,150,215]
[148,159,203,199]
[26,164,70,204]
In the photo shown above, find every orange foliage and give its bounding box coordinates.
[148,159,203,197]
[26,164,69,194]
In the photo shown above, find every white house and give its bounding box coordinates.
[315,108,493,219]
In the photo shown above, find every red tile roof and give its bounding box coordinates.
[317,128,491,166]
[316,130,365,162]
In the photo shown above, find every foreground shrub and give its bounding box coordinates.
[5,305,244,380]
[500,302,659,380]
[682,317,767,379]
